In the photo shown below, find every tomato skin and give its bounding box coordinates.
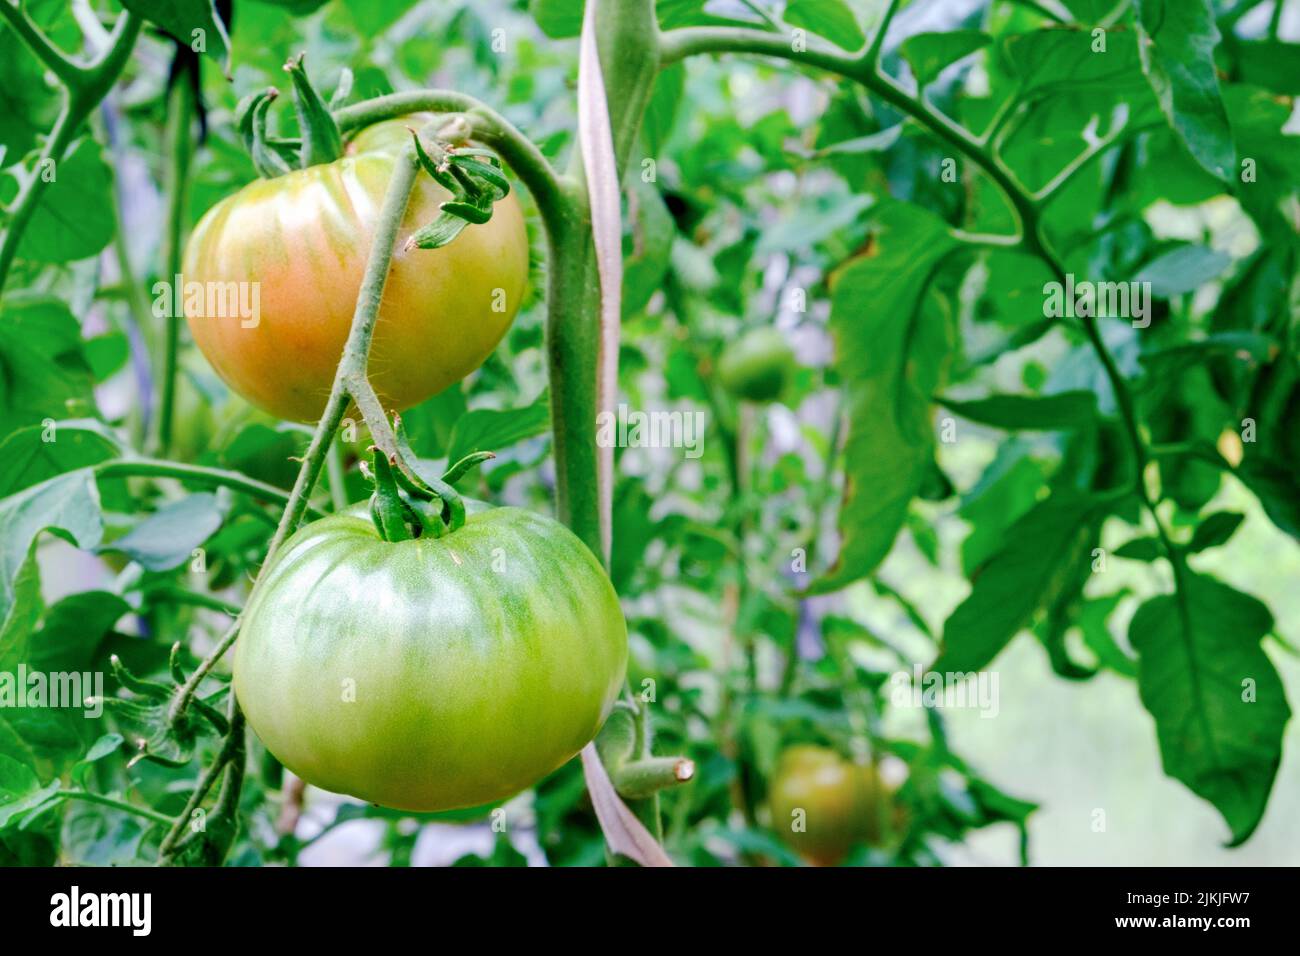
[182,121,529,422]
[768,745,890,866]
[717,327,796,403]
[233,501,628,812]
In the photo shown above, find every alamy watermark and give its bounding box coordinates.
[153,275,261,328]
[1043,274,1151,328]
[0,666,103,718]
[890,665,999,719]
[596,403,706,459]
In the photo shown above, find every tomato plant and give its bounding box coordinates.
[0,0,1296,873]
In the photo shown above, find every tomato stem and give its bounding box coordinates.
[159,148,422,864]
[0,7,142,293]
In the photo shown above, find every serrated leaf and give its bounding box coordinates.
[0,470,103,629]
[812,203,957,593]
[934,493,1107,672]
[103,493,225,571]
[784,0,866,52]
[0,420,120,498]
[1134,245,1233,298]
[445,393,551,465]
[1186,511,1244,553]
[119,0,230,71]
[531,0,584,38]
[1114,537,1161,561]
[1129,573,1290,844]
[18,138,116,264]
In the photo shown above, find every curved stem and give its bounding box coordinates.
[94,458,323,518]
[159,150,420,865]
[0,1,82,86]
[148,586,240,617]
[661,22,1182,579]
[0,10,141,293]
[334,91,570,238]
[168,618,240,726]
[59,789,175,828]
[155,75,196,458]
[659,27,1038,242]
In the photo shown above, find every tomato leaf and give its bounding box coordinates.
[901,30,992,88]
[938,390,1098,431]
[811,203,957,594]
[934,492,1108,673]
[119,0,231,73]
[1186,511,1244,553]
[102,493,226,571]
[1129,573,1290,845]
[1133,0,1234,180]
[445,393,551,465]
[783,0,866,53]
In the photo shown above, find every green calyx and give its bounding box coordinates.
[407,129,511,250]
[284,52,344,167]
[236,54,345,178]
[363,416,495,542]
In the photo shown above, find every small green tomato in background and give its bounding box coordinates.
[768,744,902,866]
[717,327,798,403]
[233,500,628,812]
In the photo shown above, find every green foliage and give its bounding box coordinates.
[0,0,1295,867]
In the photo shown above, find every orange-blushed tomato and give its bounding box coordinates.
[182,116,529,422]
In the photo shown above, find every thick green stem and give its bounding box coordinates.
[155,75,196,458]
[0,1,82,85]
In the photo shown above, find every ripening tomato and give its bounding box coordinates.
[182,117,529,422]
[233,501,628,812]
[717,327,797,403]
[768,745,899,866]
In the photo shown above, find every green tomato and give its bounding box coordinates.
[233,501,628,812]
[717,327,797,403]
[768,745,895,866]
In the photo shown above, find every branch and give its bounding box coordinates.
[659,26,1040,241]
[0,1,81,86]
[660,23,1186,592]
[0,9,142,292]
[59,789,176,828]
[863,0,901,64]
[334,91,570,240]
[94,458,324,518]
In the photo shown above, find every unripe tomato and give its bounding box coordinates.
[717,327,797,403]
[768,745,895,866]
[182,118,529,422]
[233,501,628,812]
